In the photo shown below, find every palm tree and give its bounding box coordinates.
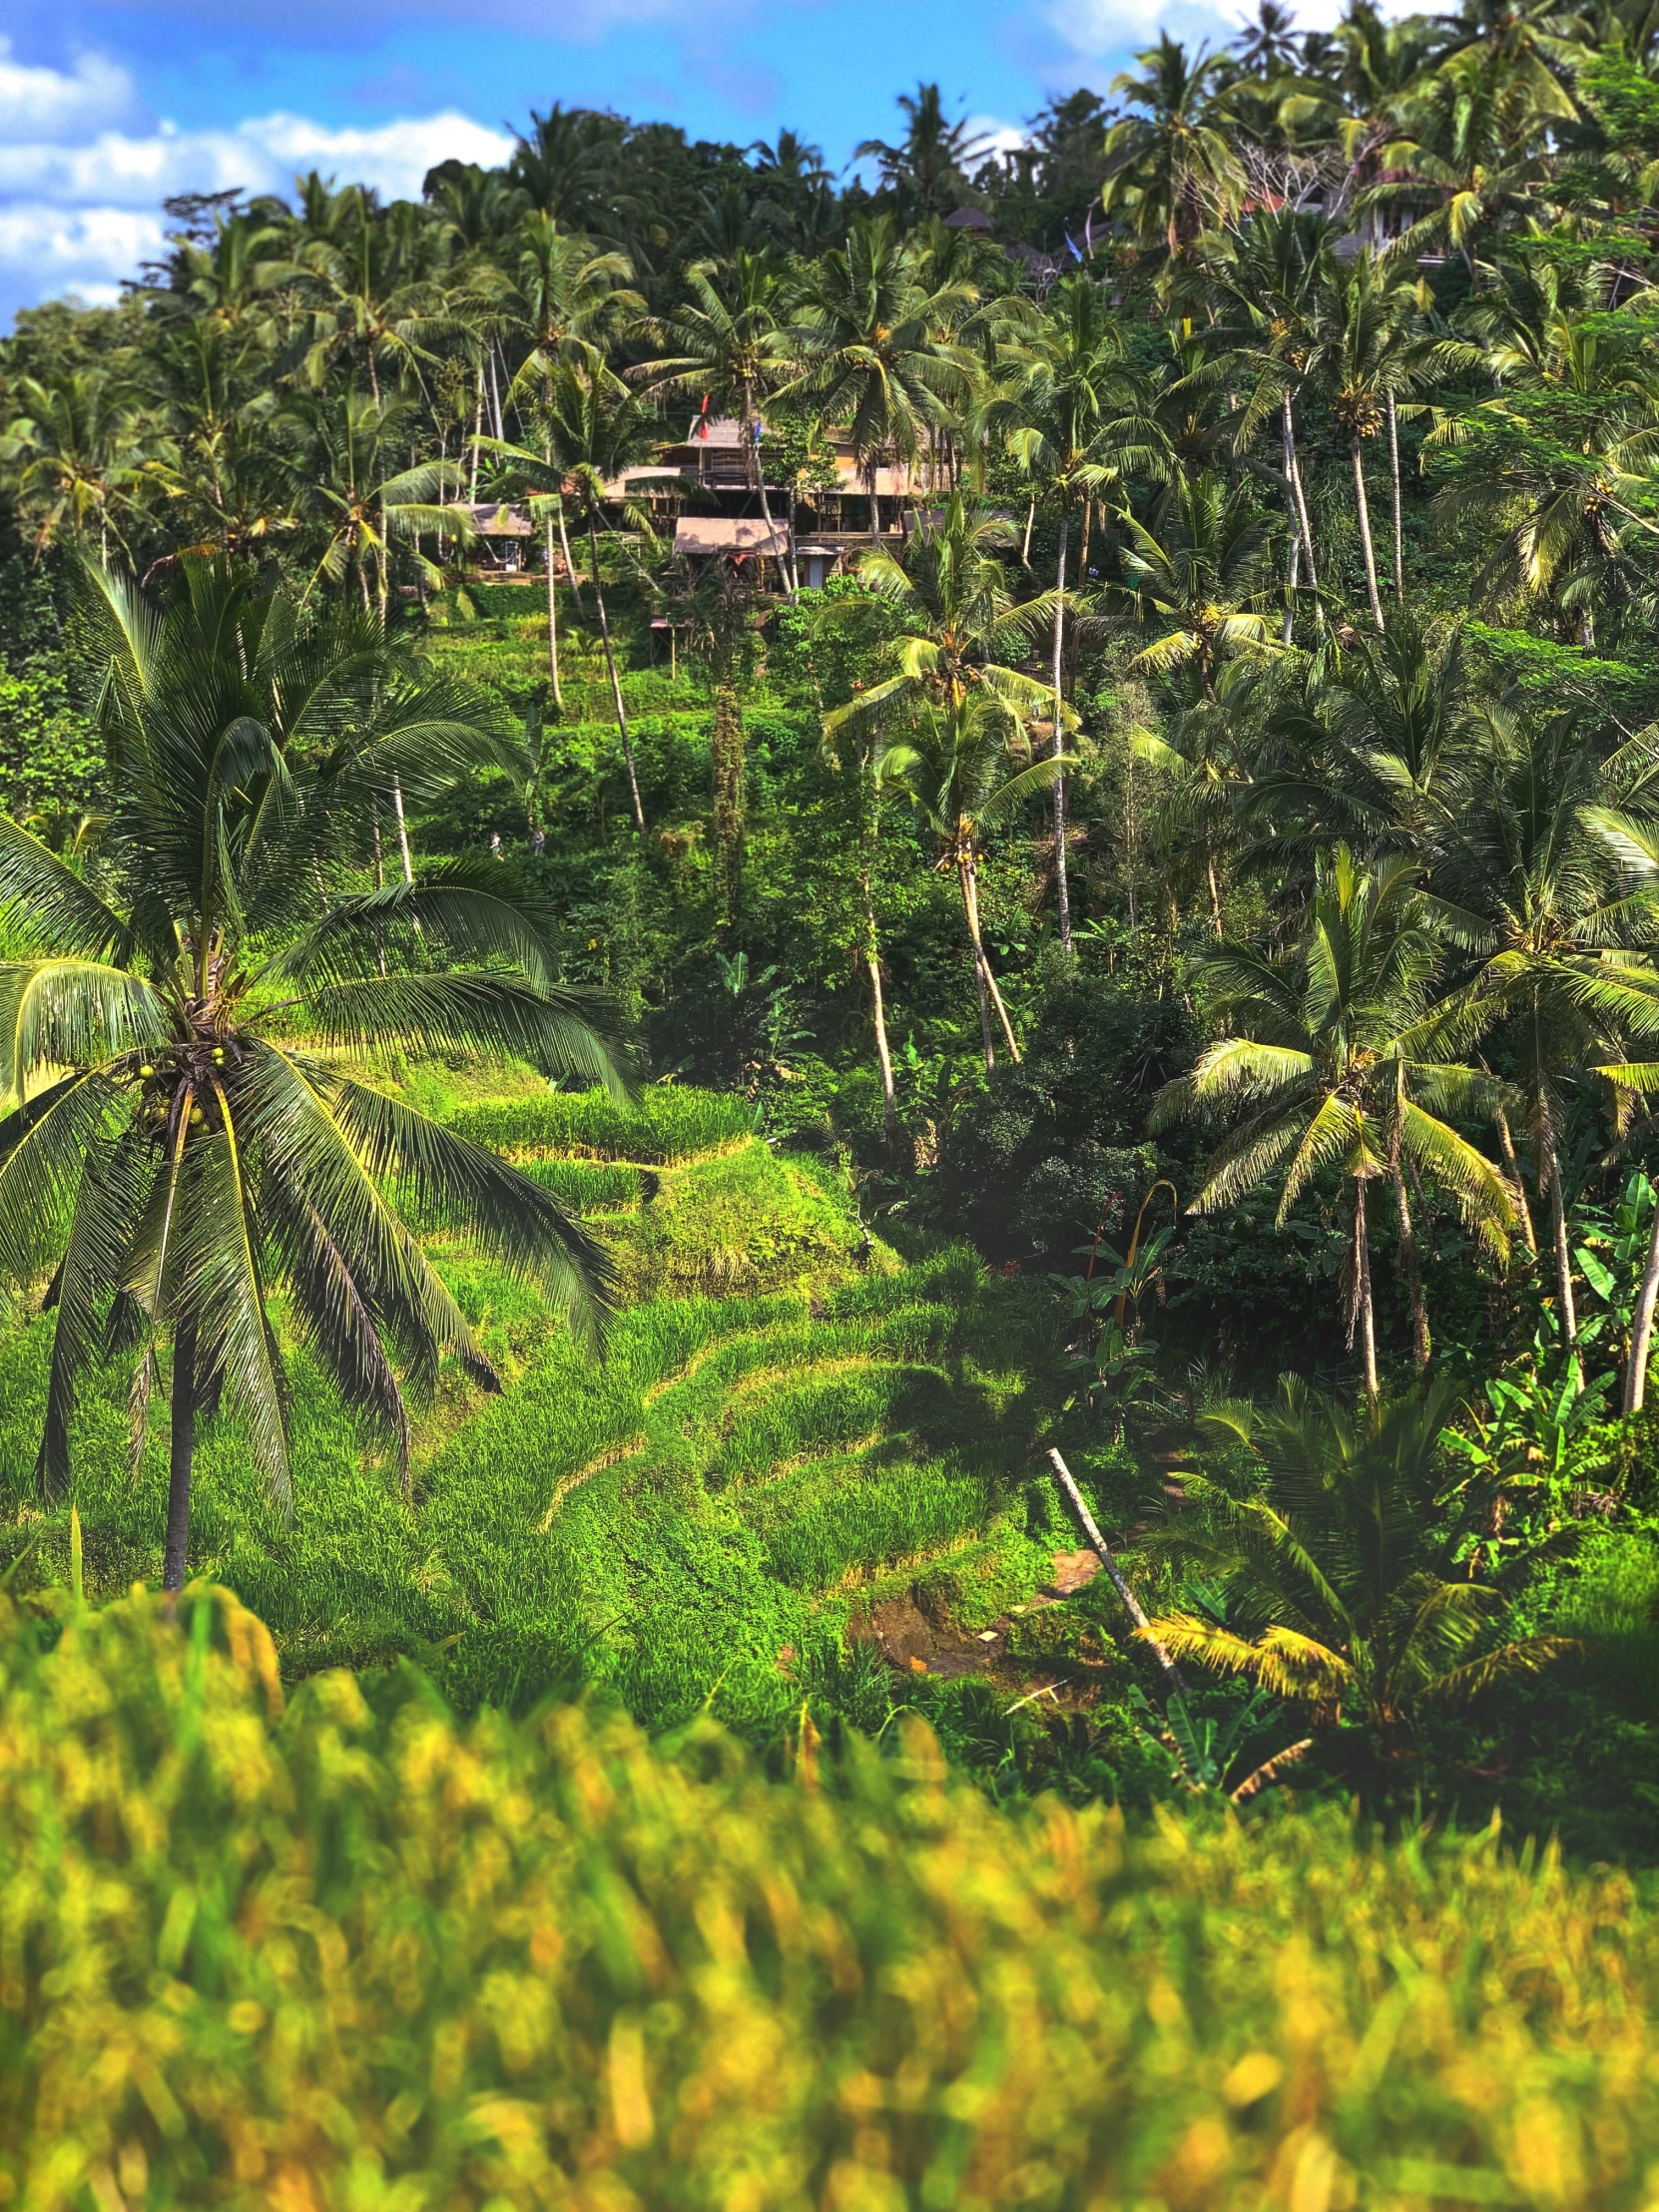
[986,276,1135,951]
[828,493,1055,727]
[1309,249,1427,629]
[0,560,625,1592]
[855,83,997,219]
[1233,0,1305,74]
[0,369,146,562]
[1116,472,1280,702]
[876,693,1068,1069]
[634,253,799,592]
[794,217,970,543]
[1438,710,1659,1344]
[287,388,469,626]
[1206,207,1337,625]
[1102,37,1246,263]
[1155,844,1513,1387]
[1140,1379,1575,1749]
[538,362,661,831]
[1132,658,1264,934]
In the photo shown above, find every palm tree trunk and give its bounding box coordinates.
[469,370,483,503]
[1283,497,1302,645]
[1391,1154,1430,1372]
[1544,1133,1577,1348]
[163,1320,198,1596]
[1284,392,1321,607]
[1355,1177,1379,1399]
[557,499,585,612]
[959,854,1020,1065]
[1050,510,1073,956]
[1490,1093,1537,1255]
[544,517,563,711]
[867,462,881,547]
[589,516,646,833]
[1353,435,1385,632]
[1625,1199,1659,1412]
[867,945,897,1153]
[1386,394,1404,603]
[1205,844,1223,936]
[390,778,414,884]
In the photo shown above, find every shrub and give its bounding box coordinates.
[8,1582,1659,2211]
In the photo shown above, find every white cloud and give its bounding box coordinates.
[1043,0,1348,60]
[0,40,138,145]
[0,85,515,320]
[967,114,1026,162]
[0,109,515,211]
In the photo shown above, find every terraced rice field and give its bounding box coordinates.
[0,1083,1093,1740]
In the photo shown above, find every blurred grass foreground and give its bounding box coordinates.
[6,1585,1659,2210]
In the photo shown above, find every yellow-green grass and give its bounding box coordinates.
[10,1580,1659,2212]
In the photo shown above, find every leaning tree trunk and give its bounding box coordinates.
[1626,1199,1659,1412]
[1283,391,1321,612]
[1391,1150,1430,1372]
[1543,1131,1578,1348]
[1386,394,1404,604]
[558,499,585,612]
[959,853,1021,1066]
[1352,434,1386,633]
[589,517,646,833]
[543,516,563,711]
[163,1320,198,1596]
[867,942,897,1153]
[1050,510,1073,955]
[1353,1176,1380,1399]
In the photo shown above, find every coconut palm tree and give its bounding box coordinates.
[0,559,625,1592]
[876,692,1068,1069]
[1308,248,1428,629]
[286,387,469,625]
[537,362,661,831]
[633,253,800,591]
[793,216,971,543]
[0,368,147,562]
[1102,36,1246,263]
[1438,709,1659,1345]
[855,82,998,219]
[1140,1378,1576,1749]
[1155,843,1513,1386]
[1115,472,1280,700]
[985,275,1138,950]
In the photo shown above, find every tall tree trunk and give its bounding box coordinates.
[557,498,585,611]
[1050,510,1073,955]
[1391,1150,1430,1372]
[1284,392,1321,608]
[1354,1177,1379,1400]
[1544,1132,1577,1348]
[1021,496,1035,569]
[163,1320,198,1596]
[590,517,646,833]
[1626,1199,1659,1412]
[959,854,1020,1064]
[1205,843,1223,935]
[868,945,897,1152]
[391,778,414,884]
[867,462,881,546]
[1490,1094,1537,1255]
[469,370,483,503]
[1283,500,1302,645]
[1353,434,1385,632]
[544,517,563,711]
[1386,394,1404,603]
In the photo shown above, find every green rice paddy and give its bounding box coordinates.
[0,1080,1081,1743]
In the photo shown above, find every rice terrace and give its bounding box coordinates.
[9,1,1659,2200]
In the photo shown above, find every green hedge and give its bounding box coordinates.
[449,1084,755,1163]
[8,1583,1659,2209]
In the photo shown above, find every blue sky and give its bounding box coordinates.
[0,0,1315,323]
